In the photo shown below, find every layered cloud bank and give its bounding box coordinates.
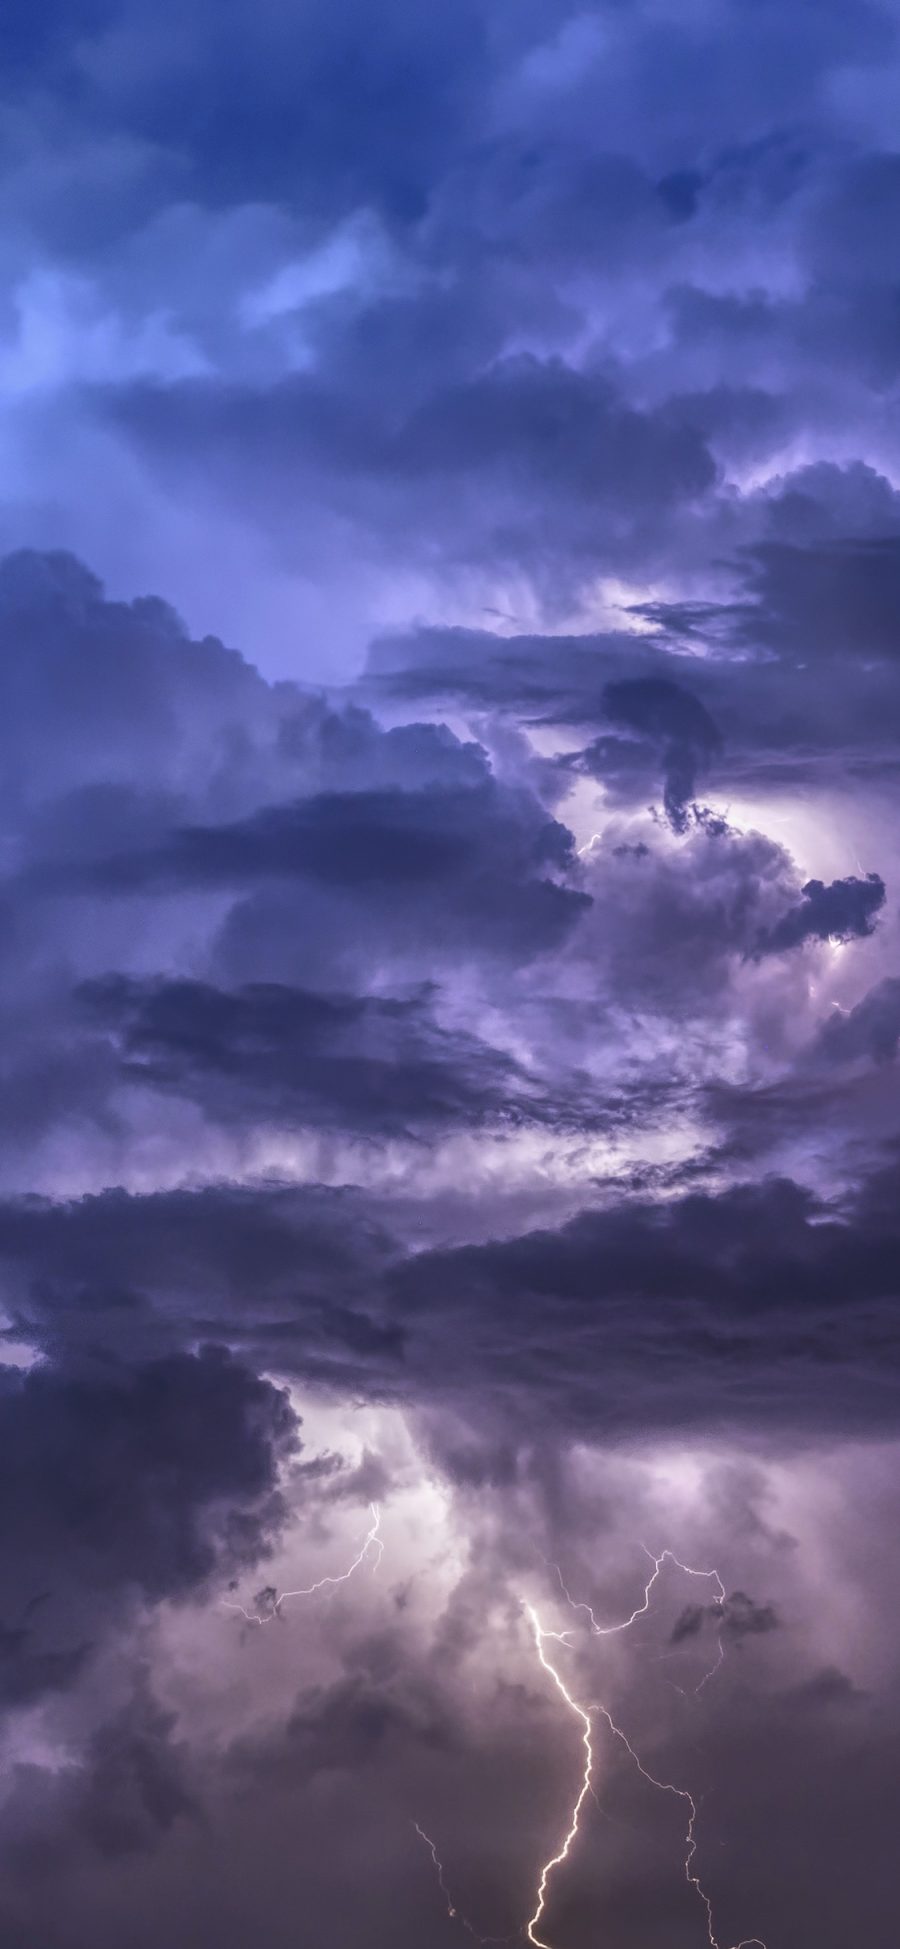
[0,4,899,1946]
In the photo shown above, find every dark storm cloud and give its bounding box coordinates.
[0,1347,294,1593]
[738,538,900,661]
[40,779,589,969]
[669,1603,708,1644]
[637,536,900,667]
[601,679,720,748]
[84,788,494,889]
[77,974,565,1136]
[755,872,885,955]
[74,780,570,892]
[387,1165,900,1440]
[0,1180,402,1384]
[0,1348,294,1590]
[3,1161,900,1447]
[596,677,722,832]
[0,1348,296,1707]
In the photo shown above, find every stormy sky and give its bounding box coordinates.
[0,3,898,1944]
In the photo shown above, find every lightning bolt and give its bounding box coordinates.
[523,1604,594,1949]
[222,1502,382,1625]
[415,1604,594,1949]
[417,1550,766,1949]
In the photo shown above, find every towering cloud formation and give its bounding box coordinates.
[0,4,898,1947]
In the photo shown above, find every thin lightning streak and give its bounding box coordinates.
[556,1545,724,1637]
[693,1627,726,1697]
[590,1698,766,1949]
[555,1547,727,1694]
[412,1826,519,1945]
[523,1604,594,1949]
[221,1503,382,1626]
